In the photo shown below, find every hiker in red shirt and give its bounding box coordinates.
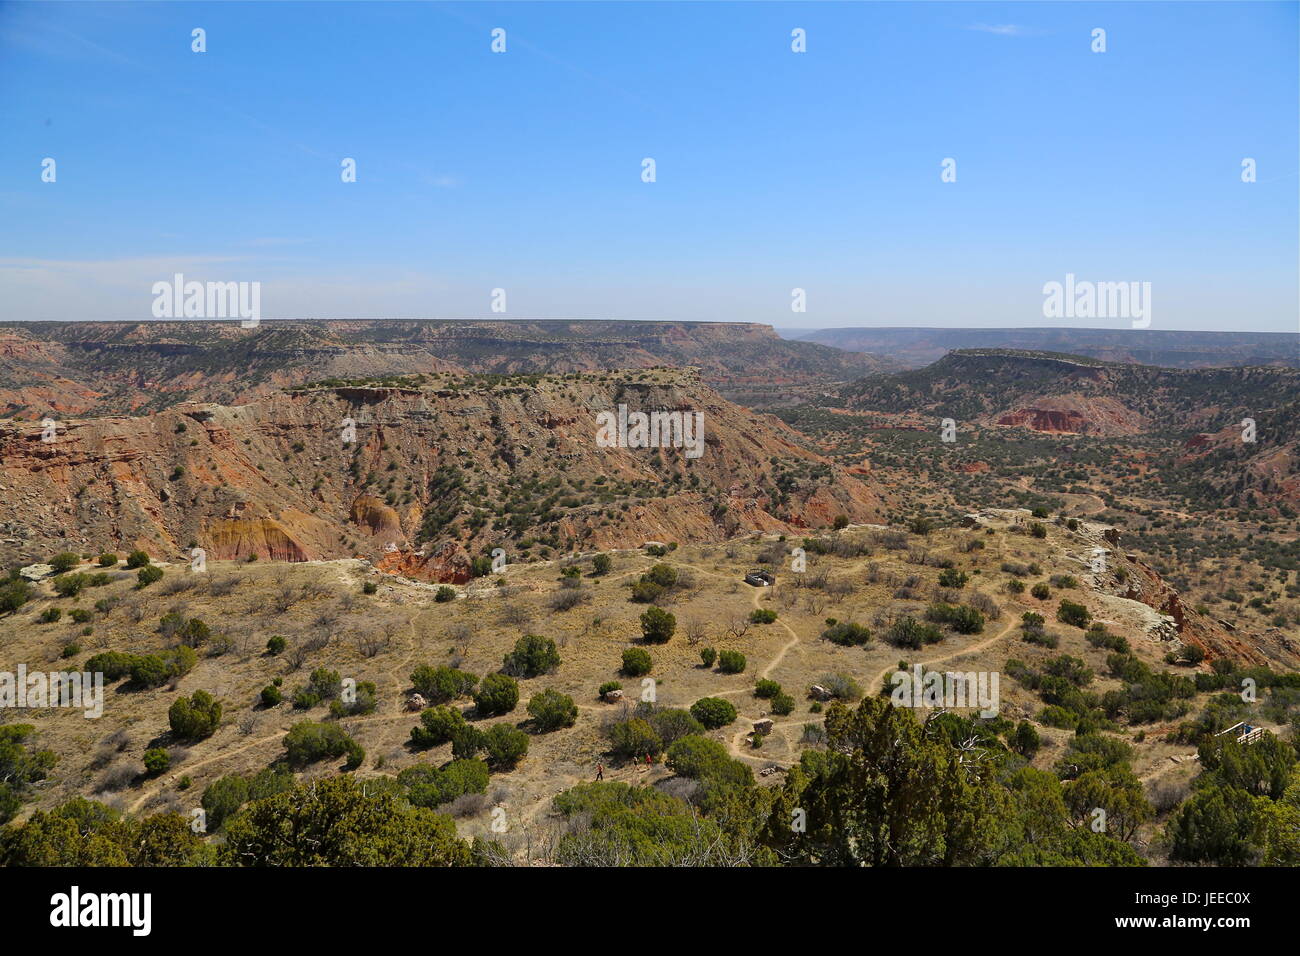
[596,764,604,781]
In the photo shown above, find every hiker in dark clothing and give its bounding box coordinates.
[596,764,604,781]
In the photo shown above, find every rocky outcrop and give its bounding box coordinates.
[349,495,404,542]
[377,541,472,584]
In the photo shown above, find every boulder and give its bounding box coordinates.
[603,688,624,703]
[406,694,427,712]
[809,684,833,701]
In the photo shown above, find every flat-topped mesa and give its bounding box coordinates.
[0,320,891,420]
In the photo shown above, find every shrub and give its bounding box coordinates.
[630,580,663,603]
[410,665,478,704]
[362,581,378,595]
[609,718,661,759]
[883,616,943,649]
[474,673,520,716]
[260,685,283,707]
[598,680,623,697]
[501,634,560,678]
[648,708,704,746]
[434,586,456,603]
[174,617,210,647]
[52,573,90,598]
[143,748,170,776]
[639,606,676,644]
[0,579,33,614]
[717,650,746,674]
[1056,600,1092,629]
[550,588,589,612]
[621,647,652,677]
[690,697,737,729]
[1022,628,1059,648]
[926,602,985,634]
[168,690,222,740]
[527,689,578,732]
[85,651,136,681]
[700,647,717,668]
[643,564,677,588]
[125,550,151,569]
[326,680,375,719]
[451,725,487,760]
[282,721,364,769]
[128,646,197,689]
[749,608,778,624]
[136,565,164,588]
[937,568,968,588]
[69,608,91,624]
[201,775,251,831]
[592,553,612,576]
[482,723,529,768]
[1031,583,1050,600]
[97,553,119,568]
[398,759,489,808]
[817,672,863,701]
[38,608,61,624]
[754,678,782,699]
[822,621,871,646]
[410,705,467,748]
[665,735,733,779]
[266,635,286,655]
[771,692,795,715]
[49,552,81,574]
[1011,720,1041,757]
[1029,522,1048,539]
[305,667,342,701]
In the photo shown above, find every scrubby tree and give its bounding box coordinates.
[474,673,520,716]
[527,689,578,732]
[410,665,478,704]
[1056,600,1091,629]
[690,697,737,729]
[168,690,222,740]
[717,650,746,674]
[621,647,652,676]
[409,705,468,748]
[609,718,661,760]
[501,634,560,678]
[143,748,170,776]
[482,723,529,769]
[639,606,676,644]
[282,721,364,770]
[398,759,489,808]
[1168,785,1263,865]
[218,776,473,866]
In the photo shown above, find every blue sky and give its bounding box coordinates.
[1,0,1297,331]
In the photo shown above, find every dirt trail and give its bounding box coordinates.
[869,615,1021,692]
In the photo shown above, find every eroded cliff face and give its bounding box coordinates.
[993,395,1148,436]
[0,372,887,576]
[1087,527,1290,669]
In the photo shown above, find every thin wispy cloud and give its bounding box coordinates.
[967,24,1027,37]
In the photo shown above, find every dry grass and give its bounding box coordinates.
[0,519,1219,854]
